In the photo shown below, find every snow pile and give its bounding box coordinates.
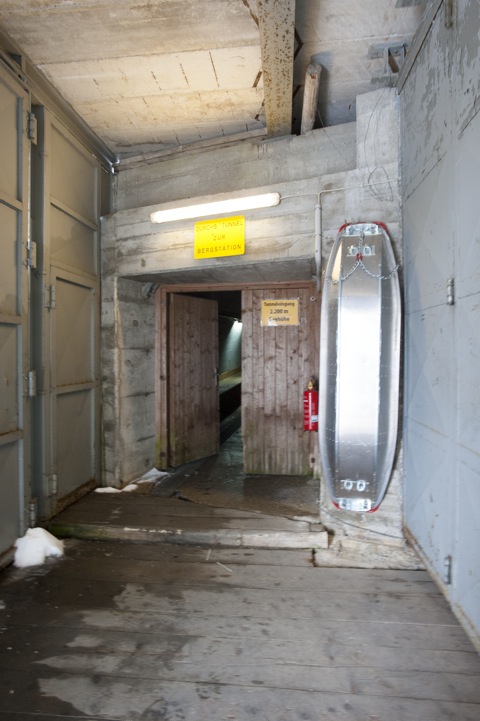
[14,528,64,568]
[95,468,169,494]
[95,482,139,494]
[137,467,170,482]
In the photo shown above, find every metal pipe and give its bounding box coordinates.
[314,201,322,291]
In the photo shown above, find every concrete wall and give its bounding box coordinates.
[400,0,480,650]
[102,88,406,549]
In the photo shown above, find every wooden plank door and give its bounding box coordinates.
[242,286,319,475]
[168,294,219,466]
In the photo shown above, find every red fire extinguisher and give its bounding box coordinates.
[303,377,319,431]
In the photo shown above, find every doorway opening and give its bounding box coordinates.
[156,281,319,479]
[186,289,243,447]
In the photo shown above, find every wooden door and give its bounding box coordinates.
[168,294,219,466]
[242,286,319,475]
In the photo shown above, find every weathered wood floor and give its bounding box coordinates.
[1,539,479,720]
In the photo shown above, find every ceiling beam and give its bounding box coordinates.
[256,0,295,137]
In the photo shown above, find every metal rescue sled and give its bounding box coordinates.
[319,222,401,512]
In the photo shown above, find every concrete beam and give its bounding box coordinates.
[257,0,295,137]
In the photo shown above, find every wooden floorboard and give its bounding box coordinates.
[0,539,479,720]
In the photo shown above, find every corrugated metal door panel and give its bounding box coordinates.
[403,151,456,584]
[50,123,98,225]
[50,205,97,276]
[0,66,29,555]
[49,269,99,504]
[453,110,480,634]
[455,445,480,634]
[403,159,454,316]
[38,113,100,516]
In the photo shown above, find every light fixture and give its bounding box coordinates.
[150,192,280,224]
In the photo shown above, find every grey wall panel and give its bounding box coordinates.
[400,14,452,200]
[0,324,18,434]
[401,0,480,650]
[51,124,98,224]
[0,66,29,557]
[455,445,480,638]
[455,0,480,135]
[404,303,455,437]
[31,112,101,520]
[0,76,18,201]
[54,278,94,387]
[51,206,97,276]
[0,442,21,549]
[402,158,454,315]
[55,390,95,497]
[0,203,19,316]
[404,419,454,577]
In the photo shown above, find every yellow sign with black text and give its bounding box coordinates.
[194,216,245,259]
[261,299,299,326]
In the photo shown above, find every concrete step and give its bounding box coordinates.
[48,493,329,550]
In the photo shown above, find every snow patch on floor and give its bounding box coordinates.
[14,528,64,568]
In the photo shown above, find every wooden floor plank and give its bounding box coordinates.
[0,578,458,626]
[0,539,479,720]
[26,554,438,596]
[1,669,480,721]
[1,605,474,654]
[2,628,479,681]
[59,536,423,571]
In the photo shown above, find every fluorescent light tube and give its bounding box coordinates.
[150,192,280,224]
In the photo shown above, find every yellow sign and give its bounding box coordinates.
[261,299,299,326]
[194,216,245,259]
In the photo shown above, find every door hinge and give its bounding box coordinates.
[27,111,37,144]
[443,555,453,585]
[26,239,37,270]
[28,499,38,528]
[447,277,455,306]
[26,370,37,397]
[445,0,454,29]
[47,474,58,497]
[46,284,56,309]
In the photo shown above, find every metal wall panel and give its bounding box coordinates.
[403,155,456,583]
[452,106,480,638]
[30,111,100,519]
[54,277,95,387]
[401,2,480,648]
[0,66,29,556]
[51,206,97,276]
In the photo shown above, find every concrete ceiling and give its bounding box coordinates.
[0,0,425,165]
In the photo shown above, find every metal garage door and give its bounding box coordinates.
[0,65,29,556]
[31,110,101,519]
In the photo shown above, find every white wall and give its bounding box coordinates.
[102,89,406,550]
[400,0,480,651]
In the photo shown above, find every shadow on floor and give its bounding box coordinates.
[153,426,320,520]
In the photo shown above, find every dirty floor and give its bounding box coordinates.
[1,538,480,720]
[152,427,321,520]
[2,426,479,719]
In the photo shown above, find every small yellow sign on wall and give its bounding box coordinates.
[261,299,299,326]
[194,216,245,259]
